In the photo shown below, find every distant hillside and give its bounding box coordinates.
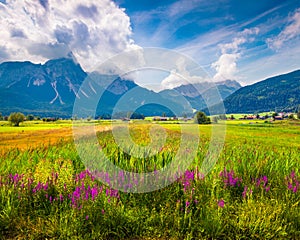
[207,70,300,114]
[159,80,241,110]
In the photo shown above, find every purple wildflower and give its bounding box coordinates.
[286,170,299,193]
[185,170,194,181]
[218,199,225,208]
[79,171,86,180]
[291,170,295,179]
[91,187,98,201]
[181,170,195,192]
[242,186,248,198]
[293,186,298,193]
[256,176,270,192]
[219,169,241,187]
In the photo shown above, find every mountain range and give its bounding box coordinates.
[0,57,299,117]
[0,57,240,118]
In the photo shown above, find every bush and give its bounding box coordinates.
[194,111,211,124]
[27,114,34,121]
[8,112,25,126]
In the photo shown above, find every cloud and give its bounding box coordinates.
[130,0,224,48]
[267,8,300,50]
[0,46,9,61]
[237,42,300,86]
[0,0,140,71]
[161,56,209,89]
[211,27,259,81]
[211,53,240,81]
[160,70,186,89]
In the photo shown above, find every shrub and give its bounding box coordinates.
[8,112,25,126]
[194,111,211,124]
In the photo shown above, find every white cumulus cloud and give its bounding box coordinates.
[211,53,240,81]
[161,56,209,89]
[0,0,140,71]
[211,27,259,81]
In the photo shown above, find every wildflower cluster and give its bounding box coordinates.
[181,170,195,192]
[286,171,299,193]
[256,175,270,192]
[0,170,120,211]
[219,168,242,187]
[242,185,253,198]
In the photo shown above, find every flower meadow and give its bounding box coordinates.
[0,123,300,239]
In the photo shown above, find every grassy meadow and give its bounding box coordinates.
[0,119,299,239]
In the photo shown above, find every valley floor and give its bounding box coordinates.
[0,119,299,239]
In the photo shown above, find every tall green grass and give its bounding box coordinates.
[0,122,299,239]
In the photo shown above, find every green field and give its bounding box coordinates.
[0,120,299,239]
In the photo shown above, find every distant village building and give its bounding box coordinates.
[274,116,283,120]
[153,116,168,121]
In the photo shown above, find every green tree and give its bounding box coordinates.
[130,112,145,119]
[194,111,211,124]
[0,112,3,121]
[297,110,300,120]
[272,112,278,120]
[289,114,295,120]
[27,114,34,121]
[8,112,25,126]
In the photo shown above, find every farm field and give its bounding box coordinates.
[0,120,299,239]
[0,120,112,151]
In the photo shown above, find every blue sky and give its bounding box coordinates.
[0,0,300,90]
[114,0,300,86]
